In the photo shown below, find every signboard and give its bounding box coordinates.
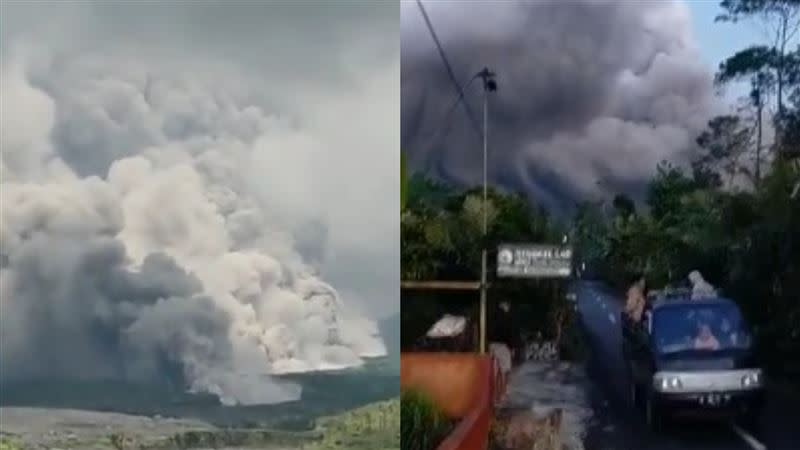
[497,243,573,278]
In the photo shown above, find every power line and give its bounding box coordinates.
[415,0,499,356]
[415,0,484,141]
[420,74,480,174]
[428,74,480,144]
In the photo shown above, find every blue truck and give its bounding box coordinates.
[621,293,765,431]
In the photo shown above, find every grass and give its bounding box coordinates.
[0,437,25,450]
[134,399,400,449]
[309,397,400,449]
[0,399,400,449]
[400,390,453,450]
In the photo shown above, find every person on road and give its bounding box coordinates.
[624,275,647,324]
[491,301,522,364]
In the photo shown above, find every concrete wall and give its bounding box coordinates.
[401,352,495,450]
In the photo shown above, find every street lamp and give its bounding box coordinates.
[477,67,496,354]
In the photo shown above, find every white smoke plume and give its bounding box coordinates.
[401,0,719,210]
[1,2,398,405]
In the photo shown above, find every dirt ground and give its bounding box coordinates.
[495,361,594,450]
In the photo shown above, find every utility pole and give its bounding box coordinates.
[753,76,763,186]
[477,67,496,354]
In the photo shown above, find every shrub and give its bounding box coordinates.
[400,389,453,450]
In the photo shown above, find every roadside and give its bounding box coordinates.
[498,362,594,449]
[768,378,800,399]
[759,380,800,450]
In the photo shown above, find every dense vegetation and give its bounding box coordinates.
[400,172,578,353]
[0,399,400,450]
[400,390,453,450]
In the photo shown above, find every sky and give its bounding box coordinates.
[687,0,760,69]
[686,0,765,104]
[1,1,399,405]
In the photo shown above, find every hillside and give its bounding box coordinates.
[0,399,400,450]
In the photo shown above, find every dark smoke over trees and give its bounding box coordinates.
[402,0,716,213]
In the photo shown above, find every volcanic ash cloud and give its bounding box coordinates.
[0,50,387,406]
[401,0,716,208]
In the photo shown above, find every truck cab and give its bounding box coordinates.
[622,295,764,431]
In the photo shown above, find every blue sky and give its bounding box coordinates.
[686,0,765,104]
[687,0,763,68]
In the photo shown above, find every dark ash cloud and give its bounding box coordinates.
[401,0,716,211]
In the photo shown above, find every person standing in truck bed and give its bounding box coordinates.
[624,274,647,323]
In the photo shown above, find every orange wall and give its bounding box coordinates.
[401,352,494,450]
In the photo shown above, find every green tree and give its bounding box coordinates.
[646,162,699,223]
[694,115,754,186]
[572,201,611,266]
[781,76,800,155]
[612,194,636,219]
[401,171,569,348]
[716,0,800,119]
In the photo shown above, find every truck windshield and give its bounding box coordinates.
[652,303,752,354]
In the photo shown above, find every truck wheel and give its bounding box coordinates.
[625,362,638,408]
[645,393,663,433]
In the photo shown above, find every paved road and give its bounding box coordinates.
[573,280,799,450]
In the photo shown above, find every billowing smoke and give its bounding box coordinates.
[402,0,717,210]
[1,3,397,406]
